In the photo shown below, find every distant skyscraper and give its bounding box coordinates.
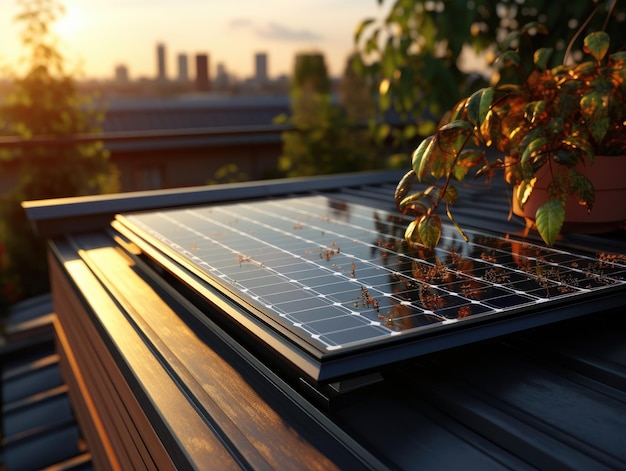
[114,64,129,83]
[177,53,188,82]
[157,43,167,81]
[255,52,268,83]
[215,62,229,89]
[195,54,210,92]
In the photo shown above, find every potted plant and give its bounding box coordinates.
[395,4,626,249]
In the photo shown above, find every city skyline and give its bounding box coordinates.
[0,0,385,80]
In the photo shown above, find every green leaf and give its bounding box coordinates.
[436,120,474,168]
[499,50,520,67]
[519,127,545,149]
[546,117,564,135]
[354,18,375,44]
[365,28,381,54]
[552,149,579,167]
[448,99,467,122]
[442,185,458,205]
[478,88,494,126]
[580,91,609,144]
[535,199,565,246]
[521,137,547,167]
[418,214,442,249]
[524,100,546,124]
[404,220,422,245]
[350,53,365,75]
[453,149,485,180]
[573,61,596,76]
[465,90,482,127]
[398,192,431,215]
[583,31,610,62]
[439,120,474,133]
[394,169,416,209]
[609,51,626,68]
[381,38,397,77]
[466,88,494,128]
[516,177,537,207]
[562,136,595,163]
[411,136,435,180]
[533,48,553,71]
[569,169,595,211]
[557,79,583,95]
[496,83,522,93]
[590,76,615,94]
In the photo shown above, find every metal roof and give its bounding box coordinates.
[16,171,626,469]
[101,95,290,133]
[1,295,92,471]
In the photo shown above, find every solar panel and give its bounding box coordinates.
[116,195,626,383]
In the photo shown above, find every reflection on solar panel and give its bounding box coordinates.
[117,195,626,382]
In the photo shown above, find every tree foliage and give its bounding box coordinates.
[354,0,626,142]
[392,1,626,248]
[276,52,381,177]
[0,0,119,311]
[3,0,118,199]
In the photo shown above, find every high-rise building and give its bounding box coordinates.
[195,54,210,92]
[157,43,167,81]
[115,64,129,83]
[255,52,268,83]
[214,62,229,89]
[177,53,188,82]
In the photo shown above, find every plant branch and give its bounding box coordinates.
[603,0,617,31]
[564,2,601,65]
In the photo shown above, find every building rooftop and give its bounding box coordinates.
[7,170,626,469]
[102,95,291,133]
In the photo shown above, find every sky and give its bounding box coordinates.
[0,0,387,81]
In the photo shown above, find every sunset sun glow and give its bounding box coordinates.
[52,6,87,41]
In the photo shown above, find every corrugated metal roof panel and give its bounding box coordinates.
[1,296,92,471]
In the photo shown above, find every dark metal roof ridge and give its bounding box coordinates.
[22,170,405,237]
[0,124,292,148]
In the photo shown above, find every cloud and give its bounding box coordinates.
[258,22,322,41]
[230,19,322,41]
[230,18,254,29]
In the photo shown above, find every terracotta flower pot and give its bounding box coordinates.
[512,155,626,234]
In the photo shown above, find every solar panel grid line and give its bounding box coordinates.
[215,200,475,333]
[185,204,410,348]
[129,209,395,351]
[122,196,626,362]
[270,199,546,318]
[129,205,422,348]
[261,197,608,308]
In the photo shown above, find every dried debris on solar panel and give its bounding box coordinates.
[121,196,626,351]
